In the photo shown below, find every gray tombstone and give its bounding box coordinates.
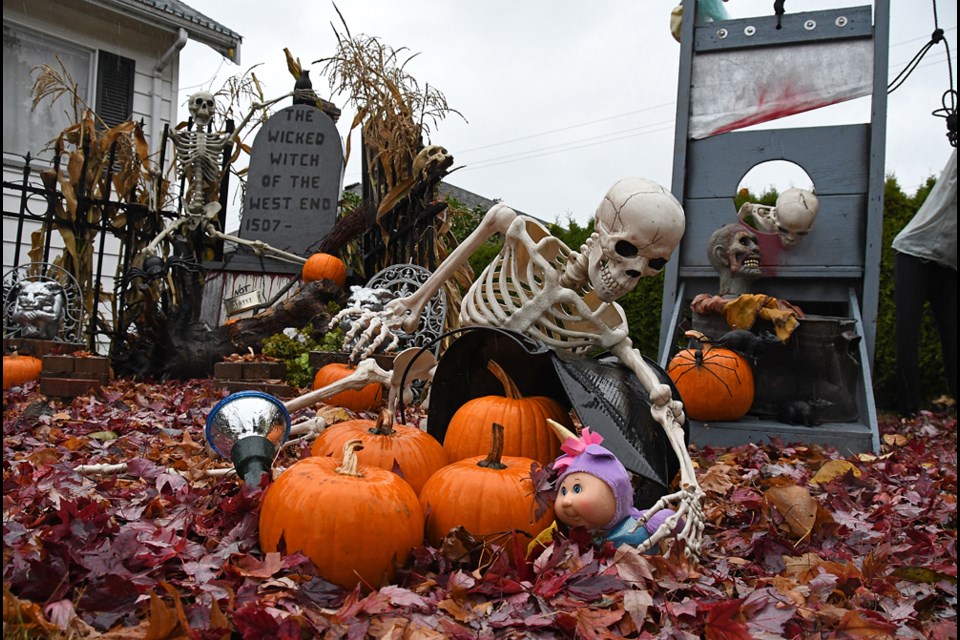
[235,105,343,272]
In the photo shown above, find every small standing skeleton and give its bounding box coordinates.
[141,91,304,266]
[334,177,705,556]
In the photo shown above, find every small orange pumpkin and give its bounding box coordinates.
[667,343,754,421]
[443,360,570,465]
[3,352,43,389]
[420,423,554,548]
[259,440,424,590]
[302,253,347,286]
[310,408,448,495]
[312,362,383,412]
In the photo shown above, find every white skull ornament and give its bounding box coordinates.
[413,144,453,180]
[188,91,216,127]
[774,188,819,248]
[590,177,685,302]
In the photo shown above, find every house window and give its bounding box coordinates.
[3,23,136,161]
[3,23,93,160]
[96,51,135,129]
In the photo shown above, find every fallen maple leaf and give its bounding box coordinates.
[764,483,821,540]
[810,459,862,485]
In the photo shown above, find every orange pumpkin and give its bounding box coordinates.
[259,440,424,590]
[302,253,347,286]
[443,360,570,465]
[3,352,43,389]
[312,362,383,412]
[420,423,554,548]
[310,408,448,495]
[667,343,754,421]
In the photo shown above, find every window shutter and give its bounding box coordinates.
[96,51,135,128]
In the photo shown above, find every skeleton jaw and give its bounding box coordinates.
[592,256,639,302]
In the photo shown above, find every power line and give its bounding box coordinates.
[456,102,676,154]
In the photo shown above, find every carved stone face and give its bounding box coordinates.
[774,188,819,248]
[188,91,216,127]
[413,144,453,178]
[708,224,761,295]
[10,281,65,340]
[589,177,685,302]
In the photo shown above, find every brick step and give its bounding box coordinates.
[40,376,103,398]
[218,380,296,398]
[214,361,287,380]
[42,354,112,377]
[4,338,84,358]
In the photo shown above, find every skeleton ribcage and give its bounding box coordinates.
[460,235,611,353]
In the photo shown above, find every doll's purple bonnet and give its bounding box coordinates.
[553,427,634,529]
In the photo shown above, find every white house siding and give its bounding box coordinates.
[4,0,182,352]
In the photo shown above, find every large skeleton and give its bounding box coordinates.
[333,177,705,556]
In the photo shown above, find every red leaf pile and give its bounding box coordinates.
[3,378,957,638]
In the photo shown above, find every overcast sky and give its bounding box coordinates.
[177,1,957,228]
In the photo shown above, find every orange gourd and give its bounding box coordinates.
[3,352,43,389]
[667,343,754,421]
[310,409,447,495]
[312,362,383,412]
[259,440,424,590]
[302,253,347,286]
[420,423,554,548]
[443,360,570,465]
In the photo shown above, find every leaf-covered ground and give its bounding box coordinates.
[3,378,957,639]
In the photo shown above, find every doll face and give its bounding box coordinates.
[555,472,618,530]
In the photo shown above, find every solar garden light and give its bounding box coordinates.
[205,391,291,486]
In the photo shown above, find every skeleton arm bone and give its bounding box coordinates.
[607,339,704,557]
[390,203,519,333]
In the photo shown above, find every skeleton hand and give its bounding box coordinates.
[637,399,704,558]
[331,306,403,361]
[632,483,705,558]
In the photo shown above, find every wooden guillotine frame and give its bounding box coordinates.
[660,1,890,453]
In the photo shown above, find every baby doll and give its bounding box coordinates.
[530,420,679,554]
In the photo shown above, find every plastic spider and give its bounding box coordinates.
[668,343,746,397]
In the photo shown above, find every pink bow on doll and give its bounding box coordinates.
[552,427,605,472]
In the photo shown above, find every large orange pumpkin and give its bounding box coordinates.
[667,343,754,421]
[312,362,383,412]
[302,253,347,286]
[3,352,43,389]
[259,440,424,590]
[310,409,448,495]
[443,360,570,465]
[420,423,554,548]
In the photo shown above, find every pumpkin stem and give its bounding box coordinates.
[487,360,522,400]
[477,423,508,470]
[335,439,365,477]
[369,408,397,436]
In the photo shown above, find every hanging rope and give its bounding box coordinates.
[887,0,956,147]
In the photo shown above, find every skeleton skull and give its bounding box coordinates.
[590,177,685,302]
[188,91,216,127]
[413,144,453,180]
[774,188,819,248]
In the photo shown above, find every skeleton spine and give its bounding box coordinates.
[559,233,597,289]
